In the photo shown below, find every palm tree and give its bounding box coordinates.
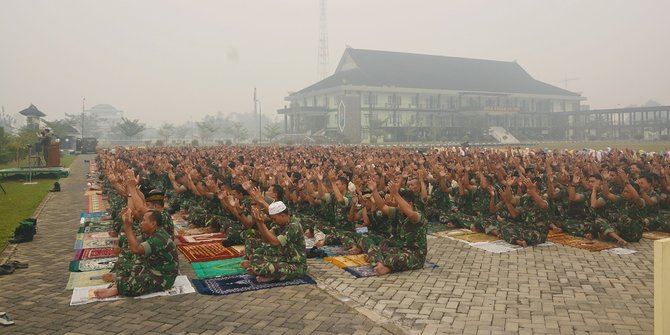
[112,117,146,143]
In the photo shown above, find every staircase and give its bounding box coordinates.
[488,126,520,144]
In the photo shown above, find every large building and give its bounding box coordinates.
[279,48,584,143]
[86,104,123,141]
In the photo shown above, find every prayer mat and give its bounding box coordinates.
[75,247,117,260]
[176,227,211,236]
[192,274,316,296]
[84,190,102,196]
[70,275,195,305]
[80,212,111,224]
[323,254,369,268]
[77,225,112,234]
[602,247,637,255]
[176,233,227,244]
[431,228,475,238]
[427,224,452,234]
[548,233,614,252]
[231,245,245,254]
[343,261,438,278]
[470,240,522,253]
[75,237,118,250]
[191,257,246,279]
[76,232,114,240]
[452,233,500,244]
[642,231,670,240]
[69,257,116,272]
[66,269,109,289]
[86,195,105,213]
[320,245,348,256]
[177,242,241,263]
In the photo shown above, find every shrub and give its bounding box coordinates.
[191,139,199,146]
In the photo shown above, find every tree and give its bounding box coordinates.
[0,110,16,133]
[65,112,99,138]
[197,121,219,144]
[44,119,79,140]
[157,123,175,143]
[263,122,283,142]
[112,117,146,142]
[227,121,249,143]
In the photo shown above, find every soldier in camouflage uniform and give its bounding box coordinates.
[589,173,642,245]
[95,208,179,298]
[366,180,427,276]
[555,171,598,239]
[247,202,306,282]
[498,177,550,247]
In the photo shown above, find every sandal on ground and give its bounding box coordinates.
[0,313,14,326]
[6,261,28,269]
[0,264,14,275]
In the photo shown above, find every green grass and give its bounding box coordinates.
[0,154,77,253]
[527,141,670,152]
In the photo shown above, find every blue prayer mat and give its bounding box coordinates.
[342,261,439,278]
[192,274,316,295]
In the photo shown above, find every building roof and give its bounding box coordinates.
[19,104,46,117]
[293,48,579,97]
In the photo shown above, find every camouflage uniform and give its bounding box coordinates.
[116,227,179,296]
[248,216,307,281]
[368,207,427,272]
[424,185,459,226]
[354,207,395,252]
[556,190,598,237]
[499,195,549,246]
[591,190,642,242]
[452,187,486,228]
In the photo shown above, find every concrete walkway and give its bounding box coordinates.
[0,154,654,334]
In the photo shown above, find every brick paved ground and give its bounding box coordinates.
[0,155,654,334]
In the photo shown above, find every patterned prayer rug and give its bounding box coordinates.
[176,233,227,244]
[177,242,242,262]
[70,275,195,305]
[66,269,109,289]
[323,254,370,268]
[320,245,348,256]
[191,257,246,279]
[77,225,113,234]
[69,257,116,272]
[75,238,118,250]
[642,231,670,240]
[86,195,105,213]
[342,261,438,278]
[427,224,452,234]
[452,233,499,243]
[548,233,614,252]
[431,228,475,238]
[192,274,316,296]
[175,227,212,236]
[74,247,117,260]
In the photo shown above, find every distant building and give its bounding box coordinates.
[86,104,123,140]
[19,104,46,129]
[279,48,585,143]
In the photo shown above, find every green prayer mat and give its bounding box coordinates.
[191,257,246,279]
[66,269,109,289]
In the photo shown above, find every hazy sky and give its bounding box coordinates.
[1,0,668,126]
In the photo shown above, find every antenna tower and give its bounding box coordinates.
[317,0,329,80]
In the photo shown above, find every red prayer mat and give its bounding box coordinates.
[177,242,241,263]
[74,247,117,260]
[176,233,227,244]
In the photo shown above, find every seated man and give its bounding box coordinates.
[95,208,179,297]
[247,201,306,282]
[366,179,427,276]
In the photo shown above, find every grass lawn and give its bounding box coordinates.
[528,141,670,152]
[0,154,77,253]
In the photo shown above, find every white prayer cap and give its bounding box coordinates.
[268,201,287,215]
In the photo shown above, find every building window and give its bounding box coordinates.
[364,94,377,106]
[324,96,329,108]
[387,95,401,107]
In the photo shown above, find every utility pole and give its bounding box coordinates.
[81,97,85,140]
[317,0,329,80]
